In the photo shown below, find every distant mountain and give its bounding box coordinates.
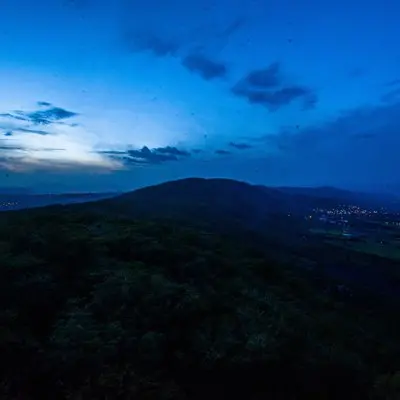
[71,178,330,248]
[13,178,398,235]
[275,186,355,198]
[0,187,34,194]
[79,178,286,231]
[0,192,118,211]
[273,185,400,210]
[74,178,387,224]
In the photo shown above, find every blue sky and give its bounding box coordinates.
[0,0,400,192]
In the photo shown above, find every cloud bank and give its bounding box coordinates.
[100,145,191,165]
[0,103,120,172]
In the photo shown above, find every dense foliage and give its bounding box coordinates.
[0,208,399,399]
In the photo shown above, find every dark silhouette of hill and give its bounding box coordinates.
[86,178,397,222]
[77,178,323,232]
[99,177,289,223]
[70,178,316,254]
[0,192,118,211]
[274,185,400,210]
[0,187,34,194]
[12,178,400,299]
[62,178,400,299]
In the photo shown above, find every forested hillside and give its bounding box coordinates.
[0,207,399,399]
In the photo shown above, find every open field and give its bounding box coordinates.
[325,238,400,261]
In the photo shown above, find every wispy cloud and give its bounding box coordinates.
[0,103,121,172]
[381,87,400,103]
[386,78,400,87]
[21,107,79,125]
[255,100,400,186]
[100,145,191,165]
[0,142,26,151]
[153,146,191,156]
[231,62,317,111]
[37,101,52,107]
[232,84,317,111]
[16,127,53,136]
[182,53,228,80]
[218,17,246,39]
[123,31,180,57]
[240,62,282,88]
[229,142,252,150]
[126,147,178,164]
[0,113,27,122]
[215,149,231,155]
[0,104,79,136]
[0,141,64,152]
[122,20,234,82]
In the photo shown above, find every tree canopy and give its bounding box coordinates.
[0,208,399,399]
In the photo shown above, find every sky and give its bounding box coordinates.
[1,0,400,193]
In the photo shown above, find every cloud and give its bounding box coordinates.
[182,53,228,80]
[0,148,120,173]
[215,149,231,155]
[0,104,80,149]
[381,87,400,103]
[122,24,233,82]
[127,146,178,164]
[17,127,54,135]
[0,139,70,171]
[122,11,245,58]
[386,78,400,87]
[100,145,191,165]
[0,157,116,173]
[37,101,52,107]
[232,84,317,111]
[97,150,127,155]
[232,62,317,111]
[229,142,252,150]
[22,107,78,125]
[301,92,318,110]
[219,17,246,39]
[0,143,64,152]
[255,100,400,188]
[0,104,79,136]
[0,114,52,136]
[352,132,376,140]
[240,62,282,88]
[124,31,180,57]
[0,103,120,173]
[0,113,27,122]
[0,144,26,151]
[153,146,191,157]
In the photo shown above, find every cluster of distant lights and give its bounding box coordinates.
[312,205,388,217]
[0,201,19,208]
[384,221,400,227]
